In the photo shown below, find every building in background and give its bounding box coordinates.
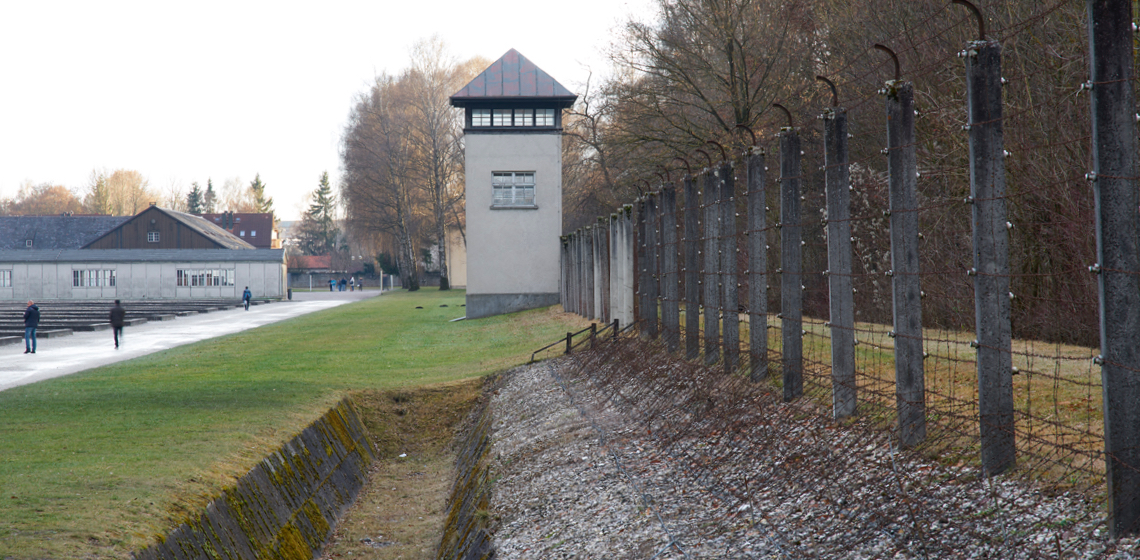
[199,212,281,249]
[449,49,576,318]
[0,205,285,300]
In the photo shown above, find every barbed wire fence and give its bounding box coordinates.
[557,0,1140,554]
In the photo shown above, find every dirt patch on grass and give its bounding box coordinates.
[317,379,486,560]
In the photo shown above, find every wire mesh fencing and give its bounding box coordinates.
[558,0,1140,544]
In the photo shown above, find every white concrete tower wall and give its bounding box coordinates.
[464,132,563,318]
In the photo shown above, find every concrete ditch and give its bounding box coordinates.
[436,382,495,560]
[132,398,377,560]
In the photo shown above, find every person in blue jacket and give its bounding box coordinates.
[23,300,39,354]
[242,286,252,310]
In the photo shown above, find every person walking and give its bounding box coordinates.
[242,286,252,310]
[329,278,335,292]
[110,299,126,349]
[23,300,39,354]
[349,277,355,292]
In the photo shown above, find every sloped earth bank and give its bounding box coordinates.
[487,352,1140,559]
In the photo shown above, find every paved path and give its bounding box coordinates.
[0,290,380,392]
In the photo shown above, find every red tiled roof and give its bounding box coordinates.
[200,212,275,249]
[450,49,577,107]
[291,255,331,270]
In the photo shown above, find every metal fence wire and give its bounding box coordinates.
[558,0,1140,549]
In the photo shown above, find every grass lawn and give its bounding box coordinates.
[0,289,589,559]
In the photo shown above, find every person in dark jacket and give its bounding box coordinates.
[242,287,252,310]
[110,300,126,349]
[23,300,39,354]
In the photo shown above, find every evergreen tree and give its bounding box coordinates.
[186,182,203,214]
[309,171,338,253]
[83,171,111,215]
[249,173,273,214]
[203,179,217,213]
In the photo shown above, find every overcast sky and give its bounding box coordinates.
[0,0,654,220]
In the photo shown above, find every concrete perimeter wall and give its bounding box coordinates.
[133,399,376,560]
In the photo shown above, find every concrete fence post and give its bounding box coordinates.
[703,169,722,364]
[629,205,638,328]
[564,233,572,314]
[684,175,702,360]
[636,198,648,336]
[585,226,596,320]
[579,228,588,318]
[780,130,804,402]
[594,224,603,320]
[560,236,569,313]
[611,217,619,320]
[598,217,611,324]
[576,230,585,316]
[966,38,1015,476]
[646,193,660,339]
[568,231,578,315]
[720,162,740,373]
[1088,0,1140,538]
[661,185,680,352]
[823,106,857,419]
[746,147,769,381]
[885,79,926,448]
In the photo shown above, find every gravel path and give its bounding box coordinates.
[485,352,1139,559]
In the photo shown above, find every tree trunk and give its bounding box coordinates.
[437,203,450,290]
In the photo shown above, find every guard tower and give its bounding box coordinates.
[450,49,577,318]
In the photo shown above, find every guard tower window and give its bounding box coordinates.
[472,109,491,126]
[535,108,555,126]
[492,172,535,207]
[492,109,512,126]
[470,107,556,128]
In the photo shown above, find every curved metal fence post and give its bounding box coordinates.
[1088,0,1140,538]
[720,161,740,373]
[746,147,769,381]
[646,193,660,339]
[823,106,856,418]
[780,129,804,402]
[703,169,722,364]
[885,79,926,448]
[966,37,1015,476]
[661,185,680,352]
[684,174,702,360]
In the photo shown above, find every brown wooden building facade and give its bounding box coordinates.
[83,205,255,250]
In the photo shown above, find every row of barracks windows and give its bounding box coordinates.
[0,269,244,289]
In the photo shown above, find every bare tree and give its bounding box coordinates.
[606,0,817,159]
[9,181,84,215]
[403,38,481,290]
[163,179,188,212]
[218,177,255,212]
[341,73,425,291]
[104,169,158,215]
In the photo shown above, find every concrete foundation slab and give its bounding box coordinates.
[466,292,559,319]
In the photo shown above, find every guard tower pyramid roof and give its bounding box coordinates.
[450,48,577,108]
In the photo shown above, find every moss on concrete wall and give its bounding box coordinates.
[133,399,376,560]
[435,394,494,560]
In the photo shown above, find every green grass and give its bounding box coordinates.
[0,289,589,559]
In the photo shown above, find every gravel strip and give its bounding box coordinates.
[486,352,1140,559]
